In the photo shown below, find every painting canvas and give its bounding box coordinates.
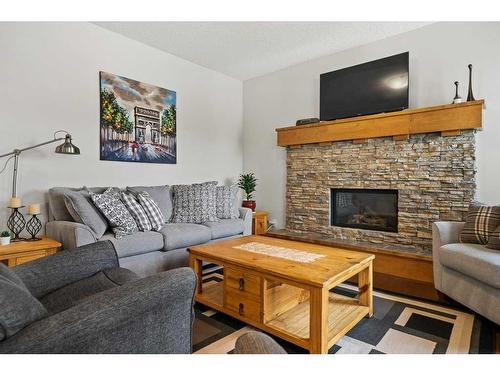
[100,71,177,164]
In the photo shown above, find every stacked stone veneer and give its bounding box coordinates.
[286,131,476,255]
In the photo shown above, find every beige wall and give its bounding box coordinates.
[243,22,500,228]
[0,22,243,230]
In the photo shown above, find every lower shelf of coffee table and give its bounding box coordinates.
[195,281,369,348]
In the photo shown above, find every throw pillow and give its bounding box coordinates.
[459,202,500,244]
[0,264,48,341]
[63,190,108,239]
[121,192,152,232]
[127,185,172,222]
[90,187,138,239]
[136,192,165,231]
[171,181,218,224]
[216,185,239,219]
[486,225,500,250]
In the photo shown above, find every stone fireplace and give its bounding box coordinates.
[286,131,476,255]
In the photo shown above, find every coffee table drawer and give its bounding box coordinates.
[225,267,261,297]
[225,289,261,322]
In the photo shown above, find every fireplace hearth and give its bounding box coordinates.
[330,188,398,233]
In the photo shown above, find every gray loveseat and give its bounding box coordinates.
[0,241,196,353]
[432,221,500,324]
[46,185,252,277]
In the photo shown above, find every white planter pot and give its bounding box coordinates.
[0,237,11,246]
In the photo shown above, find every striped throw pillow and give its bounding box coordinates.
[486,225,500,250]
[121,192,152,231]
[459,202,500,244]
[137,191,165,231]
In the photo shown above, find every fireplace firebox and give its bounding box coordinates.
[330,188,398,233]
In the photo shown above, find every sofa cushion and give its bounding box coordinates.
[121,192,152,231]
[216,185,239,219]
[101,231,164,258]
[202,219,245,239]
[459,202,500,244]
[127,185,172,222]
[171,181,218,224]
[49,187,108,221]
[63,190,108,239]
[90,188,138,239]
[439,243,500,288]
[160,223,211,251]
[40,268,139,315]
[0,264,48,341]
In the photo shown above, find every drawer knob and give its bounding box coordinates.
[239,278,245,290]
[238,303,244,315]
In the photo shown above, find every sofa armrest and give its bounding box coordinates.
[13,241,118,299]
[46,220,96,250]
[432,221,465,250]
[0,268,196,354]
[239,207,253,235]
[432,221,465,291]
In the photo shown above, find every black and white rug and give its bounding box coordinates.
[192,266,497,354]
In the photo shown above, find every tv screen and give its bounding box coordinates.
[320,52,409,121]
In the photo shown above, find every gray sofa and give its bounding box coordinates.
[0,241,196,353]
[432,221,500,324]
[46,186,252,277]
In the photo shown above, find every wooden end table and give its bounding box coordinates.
[252,211,268,235]
[189,235,374,354]
[0,237,61,267]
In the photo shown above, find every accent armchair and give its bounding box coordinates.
[0,241,196,353]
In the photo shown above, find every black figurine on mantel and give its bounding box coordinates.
[467,64,475,102]
[453,81,463,104]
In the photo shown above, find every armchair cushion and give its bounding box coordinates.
[40,268,139,315]
[439,243,500,288]
[0,264,48,341]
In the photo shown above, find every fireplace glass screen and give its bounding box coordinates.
[330,188,398,233]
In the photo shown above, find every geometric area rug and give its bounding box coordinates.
[193,265,497,354]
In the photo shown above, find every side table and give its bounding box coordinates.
[0,237,61,267]
[252,211,268,235]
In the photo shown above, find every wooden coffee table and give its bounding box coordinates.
[189,235,374,354]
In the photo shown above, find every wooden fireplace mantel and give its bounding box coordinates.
[275,100,484,147]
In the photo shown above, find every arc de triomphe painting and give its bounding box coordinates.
[100,71,177,164]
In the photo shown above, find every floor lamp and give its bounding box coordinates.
[0,130,81,241]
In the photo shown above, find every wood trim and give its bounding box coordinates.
[275,100,484,147]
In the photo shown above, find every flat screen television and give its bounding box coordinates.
[320,52,409,121]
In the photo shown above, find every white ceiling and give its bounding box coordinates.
[94,22,431,81]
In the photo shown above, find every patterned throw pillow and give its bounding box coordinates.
[216,185,238,219]
[459,202,500,244]
[121,192,152,232]
[137,192,165,231]
[171,181,218,224]
[90,188,138,239]
[486,225,500,250]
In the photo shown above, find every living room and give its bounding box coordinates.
[1,1,499,373]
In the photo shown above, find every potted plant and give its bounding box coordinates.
[1,230,11,246]
[238,173,257,211]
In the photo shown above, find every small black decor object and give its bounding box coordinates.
[467,64,475,102]
[7,206,26,242]
[26,214,42,241]
[453,81,463,104]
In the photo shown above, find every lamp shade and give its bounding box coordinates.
[55,134,80,155]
